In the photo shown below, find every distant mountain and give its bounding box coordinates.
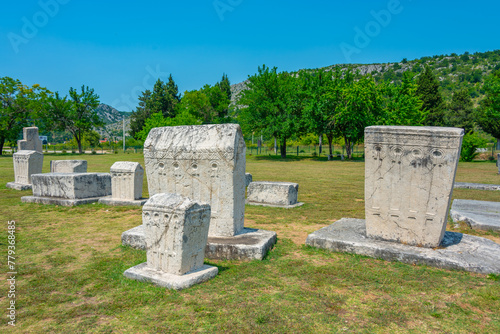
[95,104,131,124]
[230,49,500,105]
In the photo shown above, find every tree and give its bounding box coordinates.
[136,110,202,141]
[416,65,446,126]
[476,70,500,141]
[129,75,180,139]
[379,72,425,126]
[217,73,232,101]
[302,68,353,158]
[333,75,381,159]
[45,86,102,153]
[202,84,232,123]
[177,90,215,124]
[446,89,475,134]
[239,65,306,158]
[0,77,49,154]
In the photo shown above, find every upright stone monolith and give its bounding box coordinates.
[6,150,44,190]
[18,127,43,153]
[99,161,147,206]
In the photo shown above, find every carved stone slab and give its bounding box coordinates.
[246,181,303,208]
[29,173,111,199]
[18,127,43,153]
[365,126,464,247]
[123,193,218,290]
[6,150,43,190]
[143,124,246,237]
[50,160,87,173]
[450,199,500,231]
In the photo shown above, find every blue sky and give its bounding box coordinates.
[1,0,499,111]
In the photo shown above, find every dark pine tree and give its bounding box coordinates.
[416,65,446,126]
[447,89,475,134]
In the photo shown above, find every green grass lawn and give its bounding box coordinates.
[1,152,499,333]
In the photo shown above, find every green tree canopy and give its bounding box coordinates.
[476,70,500,140]
[239,65,306,158]
[416,65,446,126]
[446,88,475,134]
[45,85,102,153]
[136,110,202,141]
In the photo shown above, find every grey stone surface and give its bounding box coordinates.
[124,263,218,290]
[245,173,252,187]
[18,127,42,153]
[454,182,500,191]
[98,197,148,206]
[246,181,301,208]
[6,182,32,190]
[306,218,500,275]
[29,173,111,199]
[121,225,277,261]
[450,199,500,231]
[123,193,217,290]
[498,153,500,174]
[144,124,246,237]
[7,150,43,190]
[245,201,305,209]
[109,161,144,200]
[50,160,87,173]
[21,196,103,206]
[365,126,464,248]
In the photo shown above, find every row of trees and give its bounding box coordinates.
[129,74,232,141]
[0,76,101,154]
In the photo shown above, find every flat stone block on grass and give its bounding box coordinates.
[50,160,87,173]
[124,263,218,291]
[246,181,303,208]
[98,197,148,206]
[21,196,104,206]
[305,218,500,275]
[453,182,500,191]
[6,182,32,191]
[450,199,500,231]
[121,225,277,261]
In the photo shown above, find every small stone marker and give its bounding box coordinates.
[6,150,43,190]
[21,173,111,206]
[364,126,464,247]
[18,127,42,153]
[123,193,218,290]
[122,124,277,260]
[245,173,253,187]
[99,162,147,206]
[246,181,304,208]
[50,160,87,173]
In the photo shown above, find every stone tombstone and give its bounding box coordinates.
[110,161,144,200]
[246,181,303,208]
[245,173,253,187]
[13,150,43,185]
[143,124,246,237]
[143,193,211,275]
[364,126,464,247]
[18,127,43,153]
[30,173,111,199]
[50,160,87,173]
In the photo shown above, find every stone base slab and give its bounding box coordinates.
[98,196,148,206]
[305,218,500,275]
[124,263,218,290]
[21,195,103,206]
[6,182,32,191]
[245,200,304,209]
[450,199,500,231]
[454,182,500,191]
[122,226,277,261]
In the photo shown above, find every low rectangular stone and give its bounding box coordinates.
[31,173,111,199]
[50,160,87,173]
[246,181,301,208]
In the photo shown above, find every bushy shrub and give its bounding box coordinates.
[460,133,488,162]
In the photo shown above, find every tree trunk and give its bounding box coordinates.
[344,136,352,159]
[327,133,334,160]
[76,133,83,154]
[0,137,5,155]
[280,138,287,159]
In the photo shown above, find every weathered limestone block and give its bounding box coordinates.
[6,150,43,190]
[18,127,42,153]
[245,173,252,187]
[365,126,464,247]
[21,173,111,206]
[99,162,146,206]
[50,160,87,173]
[143,124,246,237]
[123,193,218,290]
[246,181,303,208]
[450,199,500,231]
[110,162,143,200]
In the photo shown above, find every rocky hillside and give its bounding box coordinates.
[230,49,500,104]
[95,104,131,124]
